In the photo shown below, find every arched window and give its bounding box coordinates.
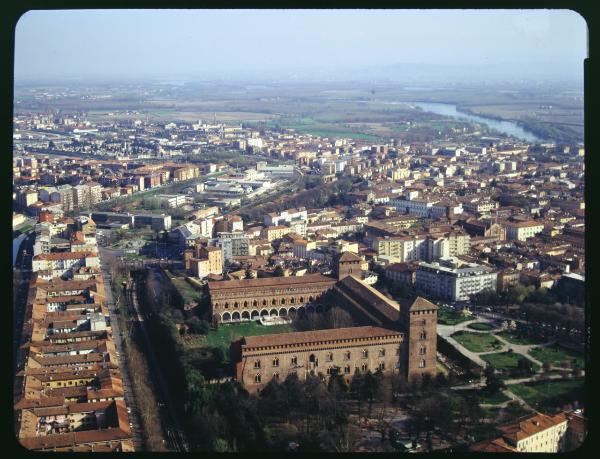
[362,349,369,358]
[419,346,427,355]
[224,302,229,309]
[272,357,279,367]
[344,365,351,374]
[214,303,219,309]
[291,356,298,366]
[255,374,261,383]
[290,297,295,304]
[273,372,279,380]
[272,299,277,305]
[344,351,351,361]
[361,363,368,372]
[244,301,248,307]
[309,296,314,302]
[281,298,286,305]
[326,352,333,362]
[419,359,426,368]
[378,362,385,371]
[379,349,386,357]
[420,331,427,340]
[254,360,261,369]
[253,300,258,307]
[234,302,239,308]
[300,297,304,303]
[262,299,267,306]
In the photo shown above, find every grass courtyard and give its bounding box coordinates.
[467,322,495,331]
[451,331,504,353]
[529,345,585,369]
[201,321,295,355]
[507,378,584,407]
[496,331,545,346]
[481,352,541,372]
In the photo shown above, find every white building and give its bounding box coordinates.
[504,220,544,241]
[415,257,497,301]
[264,207,308,227]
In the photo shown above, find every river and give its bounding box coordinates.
[409,102,540,142]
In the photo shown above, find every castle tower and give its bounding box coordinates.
[400,296,439,381]
[335,251,363,280]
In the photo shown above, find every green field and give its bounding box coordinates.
[201,321,295,354]
[467,322,495,331]
[481,352,541,372]
[496,331,545,346]
[529,345,584,369]
[438,307,474,326]
[451,331,504,353]
[477,391,510,405]
[508,379,584,407]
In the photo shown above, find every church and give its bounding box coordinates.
[209,251,438,392]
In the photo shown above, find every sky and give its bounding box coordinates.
[14,9,588,83]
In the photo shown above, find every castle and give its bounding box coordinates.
[209,252,438,392]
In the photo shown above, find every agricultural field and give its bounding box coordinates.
[451,331,504,353]
[529,345,585,369]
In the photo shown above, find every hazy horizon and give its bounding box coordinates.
[15,9,587,85]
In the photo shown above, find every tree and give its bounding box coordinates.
[517,357,535,376]
[324,307,354,329]
[361,370,382,418]
[543,361,553,373]
[483,366,505,395]
[350,369,364,419]
[434,372,449,388]
[213,438,232,452]
[273,265,285,277]
[186,317,209,334]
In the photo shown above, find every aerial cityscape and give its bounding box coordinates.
[12,9,587,453]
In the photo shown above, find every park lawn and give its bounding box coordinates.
[468,322,495,331]
[451,331,504,353]
[496,331,544,346]
[202,321,295,354]
[477,391,510,405]
[481,352,541,372]
[529,345,585,369]
[438,307,474,326]
[507,378,584,407]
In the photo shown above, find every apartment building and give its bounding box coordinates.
[415,257,498,301]
[217,231,250,263]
